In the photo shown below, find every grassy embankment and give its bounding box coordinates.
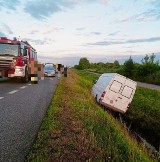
[126,87,160,150]
[79,71,160,151]
[26,69,157,162]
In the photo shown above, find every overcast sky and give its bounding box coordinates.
[0,0,160,65]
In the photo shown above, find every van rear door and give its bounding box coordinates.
[103,80,123,108]
[114,85,134,113]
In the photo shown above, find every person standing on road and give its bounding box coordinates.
[57,64,61,79]
[64,66,68,77]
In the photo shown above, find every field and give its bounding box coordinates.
[26,69,158,162]
[78,71,160,151]
[125,87,160,150]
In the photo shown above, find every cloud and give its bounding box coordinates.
[0,23,13,35]
[24,0,81,20]
[26,39,46,45]
[0,0,20,10]
[86,37,160,46]
[118,10,160,22]
[26,37,55,45]
[117,0,160,23]
[76,27,85,31]
[97,0,111,5]
[0,31,5,36]
[151,0,160,9]
[43,27,64,35]
[24,0,61,20]
[108,31,120,36]
[28,30,39,35]
[126,37,160,43]
[90,32,101,35]
[24,0,111,20]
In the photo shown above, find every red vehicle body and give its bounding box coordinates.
[0,37,41,83]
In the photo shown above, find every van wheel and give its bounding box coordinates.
[95,94,98,103]
[22,68,29,83]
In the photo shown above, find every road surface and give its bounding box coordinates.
[0,77,59,162]
[137,81,160,90]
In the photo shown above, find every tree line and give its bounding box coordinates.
[75,54,160,85]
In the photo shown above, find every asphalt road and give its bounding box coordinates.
[137,81,160,90]
[0,77,59,162]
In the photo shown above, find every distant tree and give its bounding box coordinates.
[141,53,159,65]
[74,65,79,69]
[97,62,104,65]
[123,56,135,77]
[137,53,159,77]
[78,57,90,70]
[114,60,120,67]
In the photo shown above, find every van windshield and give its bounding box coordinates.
[0,44,19,56]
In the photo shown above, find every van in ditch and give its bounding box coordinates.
[91,73,137,114]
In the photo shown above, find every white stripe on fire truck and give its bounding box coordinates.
[8,90,18,94]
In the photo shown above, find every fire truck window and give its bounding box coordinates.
[31,51,34,58]
[21,48,23,55]
[33,52,35,59]
[35,53,37,61]
[23,49,27,56]
[31,51,33,58]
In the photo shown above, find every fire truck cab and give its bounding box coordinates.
[0,37,41,83]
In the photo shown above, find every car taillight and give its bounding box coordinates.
[16,57,24,66]
[101,91,106,98]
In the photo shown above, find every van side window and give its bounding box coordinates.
[110,81,122,93]
[121,86,133,98]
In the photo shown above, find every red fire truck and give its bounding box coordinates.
[0,37,43,83]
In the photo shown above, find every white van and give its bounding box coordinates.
[92,73,137,114]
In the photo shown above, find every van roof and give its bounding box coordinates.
[100,73,117,77]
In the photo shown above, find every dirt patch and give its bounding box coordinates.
[46,76,103,162]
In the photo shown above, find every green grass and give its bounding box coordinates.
[26,69,158,161]
[126,87,160,150]
[75,70,156,161]
[77,70,160,151]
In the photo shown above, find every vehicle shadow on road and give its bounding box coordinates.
[0,78,27,84]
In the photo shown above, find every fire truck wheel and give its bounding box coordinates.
[22,68,29,83]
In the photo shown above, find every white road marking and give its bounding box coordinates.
[8,90,18,94]
[0,97,4,100]
[28,84,31,86]
[50,78,53,80]
[20,86,27,89]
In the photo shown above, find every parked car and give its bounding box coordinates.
[44,64,55,77]
[91,73,137,114]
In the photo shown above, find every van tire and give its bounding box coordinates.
[95,94,98,103]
